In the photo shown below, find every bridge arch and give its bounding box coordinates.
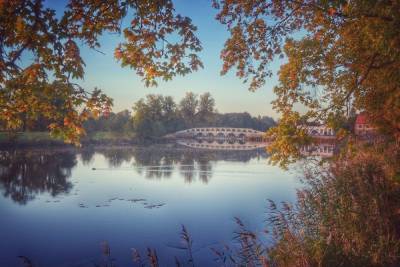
[195,132,203,139]
[216,132,225,139]
[227,132,236,139]
[206,133,214,143]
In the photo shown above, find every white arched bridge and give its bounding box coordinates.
[164,127,266,142]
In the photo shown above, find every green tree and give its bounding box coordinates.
[132,94,183,138]
[108,110,132,132]
[179,92,199,127]
[162,96,183,133]
[162,96,177,121]
[132,99,153,139]
[197,92,215,124]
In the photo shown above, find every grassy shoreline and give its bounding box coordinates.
[0,131,147,148]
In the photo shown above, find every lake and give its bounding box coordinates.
[0,145,301,267]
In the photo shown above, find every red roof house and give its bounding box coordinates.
[354,112,376,136]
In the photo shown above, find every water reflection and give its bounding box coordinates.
[0,142,337,205]
[299,141,335,157]
[80,146,95,165]
[178,138,336,158]
[94,146,268,183]
[0,149,76,205]
[0,146,268,204]
[99,148,134,168]
[177,139,267,150]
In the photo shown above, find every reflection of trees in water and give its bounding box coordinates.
[80,147,95,165]
[197,157,213,184]
[97,148,134,168]
[131,147,268,183]
[179,150,197,183]
[0,146,268,204]
[0,150,76,205]
[95,146,267,184]
[178,150,217,183]
[132,149,175,179]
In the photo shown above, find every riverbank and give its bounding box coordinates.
[0,131,156,148]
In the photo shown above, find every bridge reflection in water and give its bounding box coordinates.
[177,139,335,156]
[177,139,268,151]
[299,142,335,157]
[168,127,336,155]
[167,127,268,150]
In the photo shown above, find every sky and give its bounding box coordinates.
[47,0,284,118]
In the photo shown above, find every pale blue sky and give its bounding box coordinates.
[48,0,283,118]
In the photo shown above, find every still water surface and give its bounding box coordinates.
[0,145,301,267]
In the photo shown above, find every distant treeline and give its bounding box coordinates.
[84,92,276,139]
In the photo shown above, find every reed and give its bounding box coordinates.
[18,256,34,267]
[180,224,195,267]
[99,241,117,267]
